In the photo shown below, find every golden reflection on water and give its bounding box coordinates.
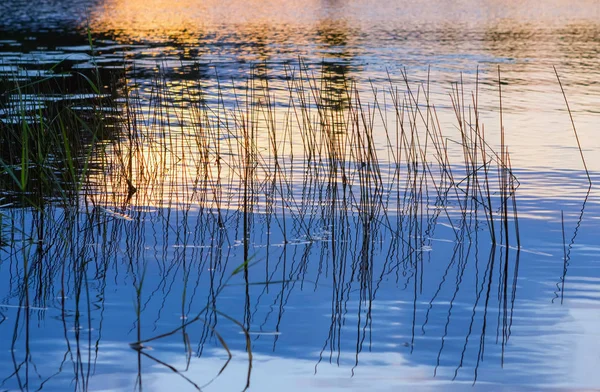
[86,72,599,211]
[90,0,329,42]
[90,0,600,30]
[85,0,600,207]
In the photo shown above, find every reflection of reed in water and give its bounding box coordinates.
[0,61,590,391]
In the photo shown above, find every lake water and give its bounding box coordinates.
[1,1,600,391]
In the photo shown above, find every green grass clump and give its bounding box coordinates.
[0,69,121,208]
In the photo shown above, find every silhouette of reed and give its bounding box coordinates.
[0,59,590,391]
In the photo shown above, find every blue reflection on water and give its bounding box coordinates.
[0,168,598,391]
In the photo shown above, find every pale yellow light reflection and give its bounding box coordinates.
[85,71,600,211]
[90,0,328,43]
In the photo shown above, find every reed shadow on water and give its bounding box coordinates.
[0,53,593,391]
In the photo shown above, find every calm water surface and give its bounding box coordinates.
[1,1,600,391]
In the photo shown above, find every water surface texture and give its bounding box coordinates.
[1,1,600,391]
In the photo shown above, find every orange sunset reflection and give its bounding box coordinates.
[89,0,330,42]
[83,0,600,210]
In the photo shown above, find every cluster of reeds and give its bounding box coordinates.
[1,58,590,390]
